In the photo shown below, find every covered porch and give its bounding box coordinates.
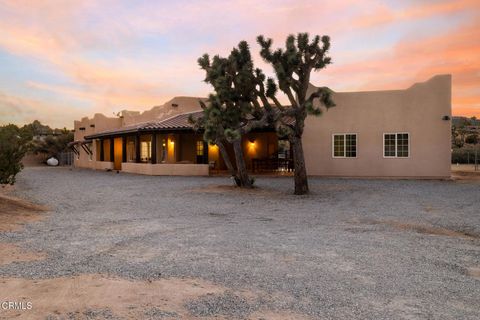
[83,111,290,176]
[89,132,211,176]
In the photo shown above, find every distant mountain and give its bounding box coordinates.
[21,120,69,137]
[452,116,479,127]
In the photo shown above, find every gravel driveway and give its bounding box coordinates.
[1,167,480,319]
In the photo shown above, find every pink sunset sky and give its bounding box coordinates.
[0,0,479,128]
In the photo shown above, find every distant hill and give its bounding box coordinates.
[21,120,70,137]
[452,116,479,127]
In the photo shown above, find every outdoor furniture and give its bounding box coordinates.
[251,158,293,172]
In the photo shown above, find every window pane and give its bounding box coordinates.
[346,134,357,157]
[127,140,135,162]
[384,134,396,157]
[397,133,409,157]
[333,135,345,157]
[196,141,204,156]
[140,141,151,161]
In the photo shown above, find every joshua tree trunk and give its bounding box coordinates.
[290,136,309,195]
[232,138,252,188]
[215,140,237,178]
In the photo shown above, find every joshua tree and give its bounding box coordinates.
[190,96,237,180]
[193,41,275,187]
[257,33,335,195]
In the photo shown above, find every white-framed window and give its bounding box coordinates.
[384,133,409,158]
[332,133,357,158]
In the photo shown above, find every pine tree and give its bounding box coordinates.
[257,33,335,195]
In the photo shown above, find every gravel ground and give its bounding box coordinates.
[1,167,480,319]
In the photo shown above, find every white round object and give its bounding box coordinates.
[47,157,59,166]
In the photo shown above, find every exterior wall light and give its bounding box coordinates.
[442,115,451,121]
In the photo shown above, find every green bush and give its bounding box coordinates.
[0,124,32,185]
[31,130,73,158]
[452,145,480,164]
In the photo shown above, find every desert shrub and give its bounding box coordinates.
[31,130,73,158]
[452,145,480,164]
[0,124,32,185]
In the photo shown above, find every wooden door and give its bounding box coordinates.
[114,137,123,170]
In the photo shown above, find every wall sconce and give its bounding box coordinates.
[442,115,451,121]
[248,138,256,151]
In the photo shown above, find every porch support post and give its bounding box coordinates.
[151,133,157,164]
[204,141,209,164]
[110,137,114,162]
[100,139,104,161]
[122,136,127,163]
[135,133,141,163]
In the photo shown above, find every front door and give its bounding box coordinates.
[114,137,123,170]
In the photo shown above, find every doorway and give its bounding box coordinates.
[114,137,123,170]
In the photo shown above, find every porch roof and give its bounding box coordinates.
[85,111,203,139]
[84,108,295,140]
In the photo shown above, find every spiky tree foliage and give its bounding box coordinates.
[193,41,275,187]
[190,96,237,180]
[257,33,335,195]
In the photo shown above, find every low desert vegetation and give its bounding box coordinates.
[0,120,73,185]
[451,116,479,165]
[0,124,32,185]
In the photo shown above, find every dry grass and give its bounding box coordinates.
[189,184,282,196]
[0,194,48,232]
[0,243,46,266]
[467,267,480,279]
[354,219,479,240]
[0,275,312,319]
[451,164,480,181]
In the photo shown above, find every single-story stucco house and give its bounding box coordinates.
[71,74,452,178]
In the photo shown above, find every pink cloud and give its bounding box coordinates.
[0,0,478,127]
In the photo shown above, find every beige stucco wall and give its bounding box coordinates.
[122,162,209,176]
[121,96,207,126]
[95,161,114,170]
[73,113,122,169]
[303,74,452,178]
